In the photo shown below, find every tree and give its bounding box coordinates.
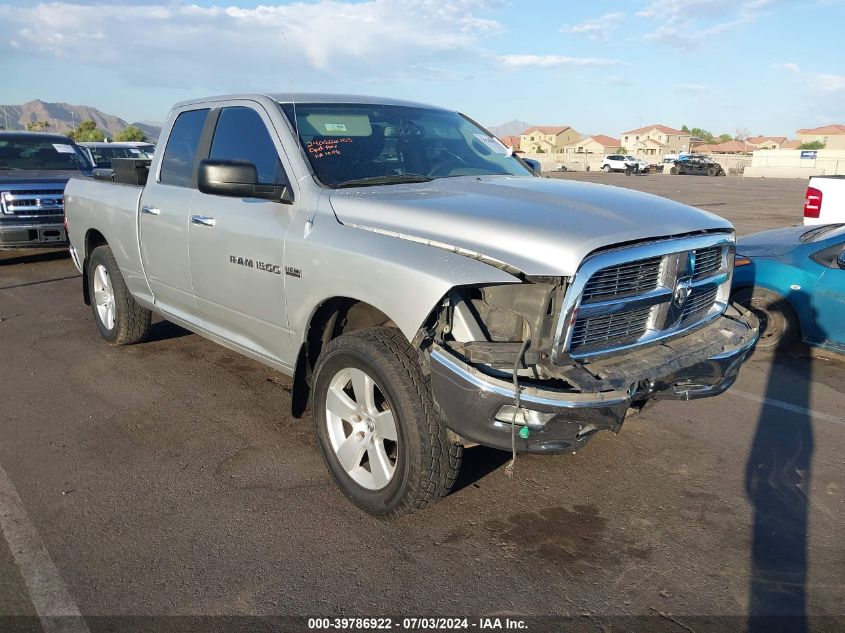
[67,119,109,142]
[26,121,50,132]
[115,125,146,142]
[718,133,733,143]
[799,140,826,150]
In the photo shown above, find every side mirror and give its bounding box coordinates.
[198,159,293,203]
[837,247,845,268]
[523,158,542,175]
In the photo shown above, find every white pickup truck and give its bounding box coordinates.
[804,175,845,225]
[64,93,759,517]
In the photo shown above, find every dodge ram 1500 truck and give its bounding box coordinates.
[64,94,759,517]
[0,131,93,249]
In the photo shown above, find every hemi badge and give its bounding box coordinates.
[285,266,302,278]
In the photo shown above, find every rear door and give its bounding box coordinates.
[138,107,209,323]
[187,102,298,367]
[811,244,845,346]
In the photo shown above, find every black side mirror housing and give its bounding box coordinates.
[197,159,293,203]
[837,246,845,268]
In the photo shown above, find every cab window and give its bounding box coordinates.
[209,107,287,185]
[160,108,209,187]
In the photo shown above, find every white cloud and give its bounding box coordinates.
[498,54,621,68]
[813,74,845,93]
[773,62,801,73]
[0,0,505,89]
[561,12,625,40]
[637,0,782,50]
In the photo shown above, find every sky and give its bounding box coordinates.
[0,0,843,137]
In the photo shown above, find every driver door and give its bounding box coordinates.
[811,245,845,347]
[187,103,298,367]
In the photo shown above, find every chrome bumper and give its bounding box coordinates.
[0,223,67,250]
[429,308,759,454]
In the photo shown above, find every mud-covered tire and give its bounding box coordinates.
[602,164,611,173]
[670,166,678,175]
[88,245,151,345]
[731,287,798,351]
[707,167,718,176]
[312,327,462,518]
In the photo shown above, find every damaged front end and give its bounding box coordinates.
[424,232,760,453]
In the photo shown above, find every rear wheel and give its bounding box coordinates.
[602,164,611,173]
[731,288,798,351]
[88,245,151,345]
[312,327,462,518]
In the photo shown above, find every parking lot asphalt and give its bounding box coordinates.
[0,176,843,632]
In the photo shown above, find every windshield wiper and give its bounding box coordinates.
[335,174,433,189]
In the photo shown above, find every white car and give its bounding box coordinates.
[804,175,845,225]
[601,155,649,173]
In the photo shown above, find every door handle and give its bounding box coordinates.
[141,205,160,216]
[191,215,216,227]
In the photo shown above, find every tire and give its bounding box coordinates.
[88,245,151,345]
[602,164,611,173]
[707,167,718,176]
[669,167,678,175]
[731,288,798,351]
[312,327,462,518]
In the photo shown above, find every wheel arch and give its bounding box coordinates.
[291,297,412,418]
[81,229,109,306]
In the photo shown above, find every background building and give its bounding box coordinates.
[519,126,579,154]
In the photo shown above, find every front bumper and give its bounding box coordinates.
[0,223,67,250]
[430,306,759,454]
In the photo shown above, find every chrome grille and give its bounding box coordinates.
[0,189,64,217]
[681,286,718,325]
[556,235,735,361]
[693,246,722,280]
[581,257,662,303]
[569,306,652,355]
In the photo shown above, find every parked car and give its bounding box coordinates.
[0,131,93,249]
[731,224,845,352]
[670,155,725,176]
[803,175,845,226]
[64,93,758,517]
[601,154,639,173]
[80,142,152,168]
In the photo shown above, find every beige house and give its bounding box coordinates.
[796,124,845,149]
[746,136,788,150]
[620,124,691,159]
[562,134,621,156]
[520,126,579,154]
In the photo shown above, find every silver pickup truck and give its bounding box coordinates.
[65,93,758,517]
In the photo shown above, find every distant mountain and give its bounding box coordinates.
[0,99,161,141]
[487,119,534,138]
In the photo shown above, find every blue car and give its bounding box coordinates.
[731,224,845,352]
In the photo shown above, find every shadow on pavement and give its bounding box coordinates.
[0,250,69,267]
[451,445,510,494]
[146,319,194,343]
[745,343,814,631]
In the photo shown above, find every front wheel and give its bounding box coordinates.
[312,327,462,518]
[669,166,678,175]
[88,245,151,345]
[731,288,798,351]
[707,167,718,176]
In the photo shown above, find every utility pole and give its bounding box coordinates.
[2,105,8,130]
[71,111,76,133]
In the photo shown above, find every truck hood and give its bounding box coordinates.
[329,175,732,276]
[0,170,82,184]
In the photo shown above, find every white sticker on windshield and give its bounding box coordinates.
[474,134,511,156]
[53,144,76,154]
[324,123,347,132]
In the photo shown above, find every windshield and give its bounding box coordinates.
[0,135,92,171]
[279,102,532,187]
[800,224,845,243]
